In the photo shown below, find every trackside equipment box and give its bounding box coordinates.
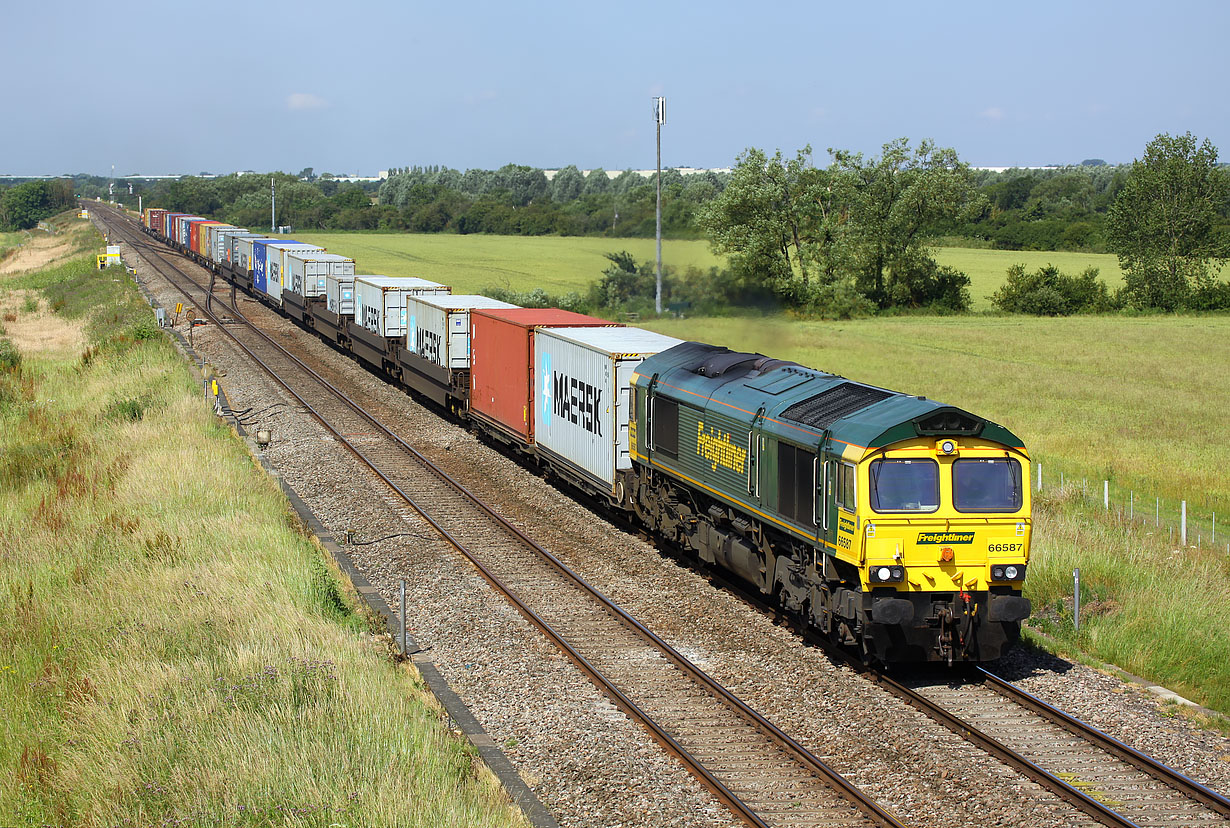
[354,276,451,337]
[532,327,684,498]
[405,294,518,371]
[469,308,618,444]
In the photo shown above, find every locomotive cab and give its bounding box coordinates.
[827,431,1031,664]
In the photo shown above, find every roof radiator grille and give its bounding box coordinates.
[780,382,893,430]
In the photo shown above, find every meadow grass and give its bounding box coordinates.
[0,230,26,258]
[0,242,527,826]
[933,247,1124,309]
[281,232,1131,310]
[1023,487,1230,714]
[285,232,722,296]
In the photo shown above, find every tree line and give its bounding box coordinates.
[695,132,1229,316]
[68,131,1228,316]
[0,179,75,231]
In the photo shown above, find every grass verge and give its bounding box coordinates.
[1024,486,1230,716]
[0,236,527,826]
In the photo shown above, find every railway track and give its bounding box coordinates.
[93,205,1230,828]
[95,205,905,828]
[885,667,1230,828]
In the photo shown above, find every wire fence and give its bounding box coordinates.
[1034,461,1225,555]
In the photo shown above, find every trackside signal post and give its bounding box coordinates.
[654,96,665,315]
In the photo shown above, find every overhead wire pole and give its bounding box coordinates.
[270,176,276,233]
[654,96,666,315]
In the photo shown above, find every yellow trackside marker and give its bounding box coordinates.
[175,302,183,314]
[211,380,218,397]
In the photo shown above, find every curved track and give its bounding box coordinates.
[95,205,904,828]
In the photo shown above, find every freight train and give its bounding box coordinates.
[137,206,1032,664]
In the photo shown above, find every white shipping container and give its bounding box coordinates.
[354,276,451,337]
[406,294,517,370]
[204,225,235,263]
[286,252,355,298]
[326,273,357,316]
[229,233,261,268]
[533,327,683,492]
[264,243,324,305]
[214,228,249,264]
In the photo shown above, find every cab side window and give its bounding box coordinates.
[835,462,856,511]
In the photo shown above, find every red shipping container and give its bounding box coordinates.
[470,308,618,444]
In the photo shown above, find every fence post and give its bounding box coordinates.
[1156,497,1160,527]
[1214,513,1217,545]
[1037,463,1042,492]
[1181,501,1187,547]
[1103,480,1108,510]
[399,578,407,656]
[1073,568,1081,632]
[1130,490,1134,520]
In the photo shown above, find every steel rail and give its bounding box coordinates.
[861,667,1138,828]
[978,667,1230,818]
[95,206,905,828]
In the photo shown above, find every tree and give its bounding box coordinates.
[831,138,984,309]
[550,165,584,202]
[0,180,73,231]
[699,146,838,290]
[582,168,611,194]
[1107,132,1230,310]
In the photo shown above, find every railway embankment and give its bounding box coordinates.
[0,214,528,827]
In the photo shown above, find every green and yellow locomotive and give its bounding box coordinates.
[628,342,1031,664]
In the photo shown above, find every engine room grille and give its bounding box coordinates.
[780,382,893,430]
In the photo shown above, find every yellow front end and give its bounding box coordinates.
[856,437,1030,592]
[835,436,1031,662]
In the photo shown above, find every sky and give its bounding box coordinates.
[3,0,1227,176]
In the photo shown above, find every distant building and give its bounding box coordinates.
[542,167,733,181]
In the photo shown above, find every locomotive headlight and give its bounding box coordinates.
[990,564,1026,581]
[871,566,905,583]
[940,439,956,455]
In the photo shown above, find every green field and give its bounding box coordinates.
[0,230,26,258]
[288,232,722,297]
[285,232,1126,310]
[934,247,1124,308]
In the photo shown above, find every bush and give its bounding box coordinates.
[781,277,874,320]
[1189,276,1230,311]
[879,258,971,312]
[991,264,1114,315]
[0,337,19,372]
